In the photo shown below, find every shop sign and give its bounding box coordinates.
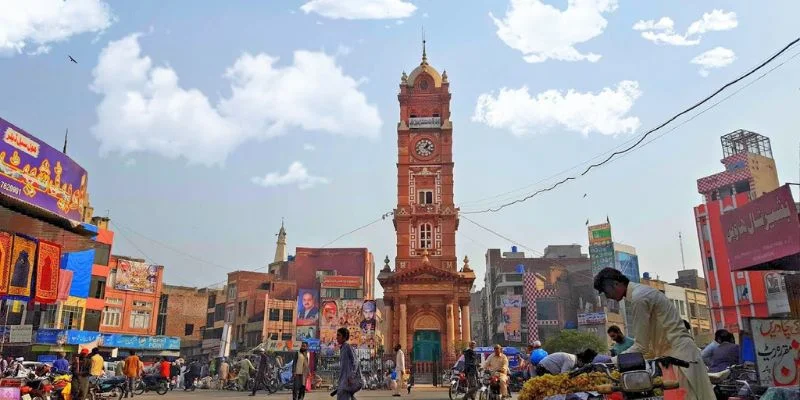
[577,312,607,326]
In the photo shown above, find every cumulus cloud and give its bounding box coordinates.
[90,34,381,166]
[251,162,329,189]
[633,9,737,46]
[691,47,736,77]
[0,0,115,56]
[300,0,416,20]
[490,0,617,63]
[473,81,642,136]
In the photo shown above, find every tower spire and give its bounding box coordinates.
[421,26,427,65]
[273,218,287,263]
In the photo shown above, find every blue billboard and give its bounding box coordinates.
[615,251,640,283]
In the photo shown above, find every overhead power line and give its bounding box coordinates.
[462,35,800,215]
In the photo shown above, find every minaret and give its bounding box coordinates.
[274,219,287,263]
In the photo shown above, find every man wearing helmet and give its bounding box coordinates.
[528,341,548,377]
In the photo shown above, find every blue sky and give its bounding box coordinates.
[1,0,799,296]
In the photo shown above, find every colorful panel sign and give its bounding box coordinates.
[0,117,89,221]
[588,223,612,245]
[321,275,363,288]
[360,300,379,351]
[501,295,522,343]
[34,240,61,304]
[319,299,366,353]
[8,234,36,298]
[0,232,11,296]
[100,334,181,350]
[750,318,799,387]
[115,259,158,293]
[589,243,615,277]
[35,329,100,345]
[577,312,607,325]
[297,288,319,327]
[720,185,800,271]
[319,300,339,353]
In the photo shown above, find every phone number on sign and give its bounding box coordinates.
[0,181,20,196]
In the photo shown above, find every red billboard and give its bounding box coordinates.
[720,185,800,271]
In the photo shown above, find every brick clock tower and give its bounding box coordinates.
[378,42,475,372]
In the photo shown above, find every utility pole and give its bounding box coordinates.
[679,232,686,270]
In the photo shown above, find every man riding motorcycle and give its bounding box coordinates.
[482,345,510,399]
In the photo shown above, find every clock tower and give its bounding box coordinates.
[378,42,475,372]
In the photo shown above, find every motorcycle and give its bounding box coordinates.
[21,376,54,400]
[708,363,767,400]
[508,370,526,393]
[477,370,503,400]
[266,361,294,394]
[580,353,687,400]
[87,376,126,400]
[448,369,468,400]
[50,373,71,400]
[133,374,168,395]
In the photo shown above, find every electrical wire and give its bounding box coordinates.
[462,36,800,215]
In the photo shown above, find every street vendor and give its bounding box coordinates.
[594,267,715,400]
[535,349,596,376]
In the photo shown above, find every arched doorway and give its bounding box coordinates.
[411,313,444,384]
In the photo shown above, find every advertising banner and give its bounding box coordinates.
[34,240,61,304]
[501,295,522,342]
[319,299,364,354]
[615,250,640,284]
[589,243,615,277]
[0,232,11,296]
[764,272,790,316]
[588,223,612,245]
[0,117,89,221]
[319,300,339,353]
[115,259,158,293]
[577,312,607,326]
[296,326,317,341]
[297,288,320,327]
[100,334,181,350]
[359,300,379,351]
[0,325,33,343]
[720,185,800,271]
[8,234,36,298]
[750,318,800,387]
[35,329,101,345]
[321,275,363,288]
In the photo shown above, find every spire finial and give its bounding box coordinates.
[421,26,427,64]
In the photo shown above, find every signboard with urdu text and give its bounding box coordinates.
[750,318,799,387]
[409,117,441,129]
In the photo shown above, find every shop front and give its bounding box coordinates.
[32,329,181,359]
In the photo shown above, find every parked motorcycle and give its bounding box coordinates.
[709,363,767,400]
[133,374,168,395]
[21,376,54,400]
[266,361,294,393]
[581,353,687,400]
[87,376,126,400]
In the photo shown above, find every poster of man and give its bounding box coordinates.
[502,295,522,342]
[360,300,377,333]
[297,289,319,326]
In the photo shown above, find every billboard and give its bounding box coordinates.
[0,117,89,221]
[501,295,522,342]
[577,312,607,326]
[750,318,799,387]
[115,259,158,293]
[720,185,800,271]
[319,300,339,353]
[764,272,790,316]
[589,243,615,277]
[615,250,641,283]
[588,223,612,245]
[318,299,380,353]
[297,288,320,326]
[296,326,317,341]
[321,275,363,288]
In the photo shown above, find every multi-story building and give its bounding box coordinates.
[675,269,707,291]
[694,130,780,332]
[201,286,227,358]
[641,275,713,344]
[225,271,273,351]
[289,247,375,299]
[100,255,164,336]
[157,285,210,358]
[469,289,485,346]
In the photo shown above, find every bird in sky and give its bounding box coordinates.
[68,55,78,64]
[583,193,588,198]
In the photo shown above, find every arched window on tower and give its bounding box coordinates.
[419,223,432,249]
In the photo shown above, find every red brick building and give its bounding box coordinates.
[157,285,210,357]
[226,271,273,350]
[100,255,164,336]
[288,248,375,298]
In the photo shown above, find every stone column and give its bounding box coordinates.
[446,303,456,356]
[384,303,393,353]
[399,301,408,355]
[461,305,471,342]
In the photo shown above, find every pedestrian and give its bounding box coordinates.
[334,327,359,400]
[218,358,229,388]
[0,354,7,376]
[89,348,104,383]
[463,341,480,400]
[237,357,255,391]
[71,349,91,400]
[123,351,142,398]
[607,325,635,355]
[291,342,310,400]
[185,359,201,391]
[159,358,171,381]
[392,344,405,397]
[115,359,124,377]
[249,351,270,396]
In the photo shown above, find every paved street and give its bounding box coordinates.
[148,387,518,400]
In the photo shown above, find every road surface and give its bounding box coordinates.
[148,387,518,400]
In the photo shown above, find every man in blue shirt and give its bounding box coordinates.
[528,341,548,377]
[607,325,635,355]
[52,352,70,373]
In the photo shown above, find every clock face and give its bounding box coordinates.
[415,139,435,157]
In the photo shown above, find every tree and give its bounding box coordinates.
[542,330,608,354]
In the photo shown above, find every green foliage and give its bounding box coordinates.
[542,329,608,354]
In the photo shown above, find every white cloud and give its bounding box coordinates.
[90,33,381,166]
[633,9,737,46]
[303,143,316,151]
[691,47,736,77]
[301,0,416,20]
[124,158,137,167]
[490,0,617,63]
[473,81,642,136]
[0,0,115,56]
[335,44,352,56]
[251,162,329,189]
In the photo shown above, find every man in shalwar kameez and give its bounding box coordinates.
[594,268,715,400]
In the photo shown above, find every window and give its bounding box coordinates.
[269,309,280,321]
[207,294,217,309]
[107,269,116,289]
[184,324,195,336]
[130,310,151,329]
[512,286,523,295]
[343,289,360,299]
[706,256,714,271]
[94,243,111,265]
[679,300,686,316]
[419,223,432,249]
[214,304,225,321]
[269,333,278,340]
[506,274,523,282]
[228,285,237,301]
[734,180,751,194]
[736,284,750,302]
[89,277,106,299]
[536,300,559,320]
[689,303,697,317]
[418,190,434,205]
[282,309,293,322]
[281,333,293,341]
[701,224,710,241]
[106,298,123,305]
[206,312,214,328]
[324,289,341,298]
[61,306,83,330]
[710,289,720,306]
[156,294,169,335]
[132,300,152,308]
[40,305,58,329]
[225,307,234,323]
